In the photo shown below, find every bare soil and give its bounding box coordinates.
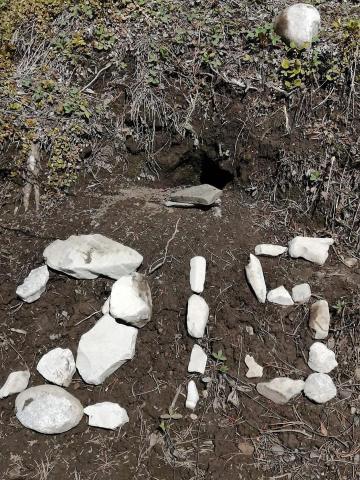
[0,174,359,480]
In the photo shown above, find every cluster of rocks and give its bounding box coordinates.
[245,236,338,405]
[6,234,151,433]
[2,229,340,435]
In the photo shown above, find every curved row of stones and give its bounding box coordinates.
[1,229,337,434]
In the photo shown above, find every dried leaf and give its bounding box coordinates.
[238,442,254,456]
[320,422,328,436]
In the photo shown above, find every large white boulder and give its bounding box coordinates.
[37,348,76,387]
[109,273,152,327]
[187,295,209,338]
[257,378,305,404]
[188,344,207,374]
[16,265,49,303]
[254,244,287,257]
[15,385,83,434]
[304,373,337,403]
[84,402,129,430]
[0,371,30,399]
[288,236,333,265]
[308,342,338,373]
[190,256,206,293]
[292,283,311,303]
[309,300,330,339]
[43,234,143,280]
[274,3,320,48]
[245,254,267,303]
[186,380,200,410]
[245,355,263,378]
[76,314,138,385]
[267,286,294,306]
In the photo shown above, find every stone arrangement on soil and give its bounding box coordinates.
[1,229,339,435]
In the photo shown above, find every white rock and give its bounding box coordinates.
[84,402,129,430]
[254,244,287,257]
[186,380,200,410]
[102,296,110,315]
[190,256,206,293]
[304,373,337,403]
[187,295,209,338]
[0,371,30,399]
[15,385,83,434]
[308,342,338,373]
[288,236,334,265]
[245,355,263,378]
[36,348,76,387]
[76,314,138,385]
[267,286,294,306]
[170,184,222,206]
[292,283,311,303]
[245,254,267,303]
[43,234,143,280]
[188,344,207,374]
[16,265,49,303]
[309,300,330,339]
[257,378,305,404]
[274,3,320,48]
[109,273,152,327]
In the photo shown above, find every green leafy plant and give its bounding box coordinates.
[212,349,229,373]
[246,23,280,48]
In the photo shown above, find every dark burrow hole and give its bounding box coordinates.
[169,147,234,189]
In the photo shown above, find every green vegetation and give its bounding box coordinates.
[0,0,358,200]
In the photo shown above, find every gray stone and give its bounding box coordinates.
[43,234,143,280]
[292,283,311,303]
[76,314,138,385]
[15,385,83,434]
[0,371,30,399]
[267,286,294,306]
[188,344,207,374]
[37,348,76,387]
[187,295,209,338]
[254,244,287,257]
[190,256,206,293]
[288,236,333,265]
[257,377,305,404]
[16,265,49,303]
[109,273,152,327]
[245,254,267,303]
[308,342,338,373]
[84,402,129,430]
[274,3,320,48]
[304,373,337,403]
[309,300,330,339]
[170,184,222,206]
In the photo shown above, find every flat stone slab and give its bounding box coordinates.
[15,385,83,434]
[43,234,143,280]
[170,184,222,206]
[187,295,209,338]
[267,286,294,306]
[76,314,138,385]
[288,236,334,265]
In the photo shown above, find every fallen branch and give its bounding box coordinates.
[148,218,180,274]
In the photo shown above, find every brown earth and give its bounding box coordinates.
[0,177,359,480]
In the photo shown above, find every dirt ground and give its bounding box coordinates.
[0,176,359,480]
